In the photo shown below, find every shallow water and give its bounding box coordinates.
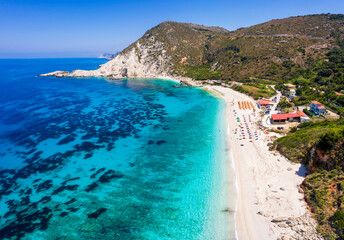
[0,59,235,239]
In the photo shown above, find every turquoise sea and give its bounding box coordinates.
[0,59,235,239]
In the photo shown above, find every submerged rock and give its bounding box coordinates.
[52,185,78,195]
[64,198,77,205]
[85,182,99,192]
[98,170,123,183]
[87,208,107,219]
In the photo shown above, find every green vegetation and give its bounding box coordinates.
[303,108,313,117]
[297,48,306,55]
[232,84,276,99]
[277,99,292,109]
[182,65,222,80]
[302,170,344,239]
[332,210,344,238]
[289,47,344,115]
[276,119,344,239]
[276,119,344,163]
[275,84,290,95]
[234,14,344,38]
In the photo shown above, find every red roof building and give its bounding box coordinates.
[258,99,274,106]
[335,92,343,96]
[271,112,301,124]
[296,110,307,117]
[311,101,322,106]
[271,113,300,120]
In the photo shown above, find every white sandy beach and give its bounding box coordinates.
[209,86,322,240]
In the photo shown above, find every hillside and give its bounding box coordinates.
[232,14,344,38]
[275,120,344,239]
[40,14,344,82]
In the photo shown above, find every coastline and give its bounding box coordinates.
[207,86,322,240]
[34,69,322,239]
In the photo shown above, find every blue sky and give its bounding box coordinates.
[0,0,343,58]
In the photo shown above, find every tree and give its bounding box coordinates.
[318,131,342,151]
[303,108,312,116]
[331,210,344,238]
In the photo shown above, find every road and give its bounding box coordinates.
[261,86,282,128]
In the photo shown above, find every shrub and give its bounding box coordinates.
[183,65,222,80]
[303,108,313,116]
[318,131,342,151]
[290,127,297,132]
[278,100,292,109]
[331,210,344,237]
[318,68,333,77]
[297,48,306,55]
[329,14,344,20]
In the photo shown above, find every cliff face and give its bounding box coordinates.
[41,38,173,78]
[40,21,227,79]
[73,39,172,78]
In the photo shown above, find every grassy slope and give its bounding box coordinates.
[233,14,344,37]
[303,169,344,239]
[232,84,276,99]
[276,121,344,163]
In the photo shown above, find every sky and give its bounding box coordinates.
[0,0,343,58]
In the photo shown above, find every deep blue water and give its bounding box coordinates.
[0,59,234,239]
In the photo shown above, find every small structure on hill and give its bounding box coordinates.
[310,101,326,115]
[335,92,344,96]
[284,83,296,90]
[290,89,296,96]
[230,81,243,86]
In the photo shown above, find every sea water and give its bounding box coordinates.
[0,59,235,239]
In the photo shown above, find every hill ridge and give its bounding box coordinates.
[39,13,344,81]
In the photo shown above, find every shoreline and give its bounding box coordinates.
[207,86,322,240]
[35,73,322,239]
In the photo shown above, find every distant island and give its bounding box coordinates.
[97,52,119,59]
